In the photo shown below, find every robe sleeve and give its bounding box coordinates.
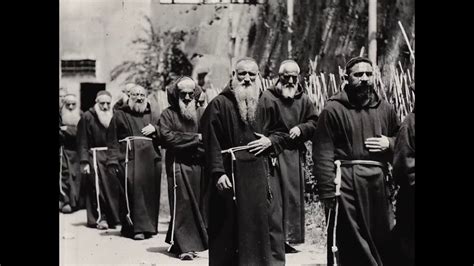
[257,96,297,156]
[151,121,161,150]
[393,113,415,187]
[199,100,226,183]
[387,104,401,152]
[106,111,123,166]
[63,125,77,138]
[312,107,337,199]
[159,109,200,151]
[295,96,319,142]
[76,115,90,164]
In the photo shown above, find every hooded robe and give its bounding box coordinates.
[199,83,273,266]
[159,84,208,253]
[106,102,162,236]
[313,88,400,265]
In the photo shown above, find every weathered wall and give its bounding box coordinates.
[60,0,151,106]
[151,1,262,89]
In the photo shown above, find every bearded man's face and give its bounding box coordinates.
[96,95,112,112]
[232,60,260,124]
[177,79,198,122]
[128,87,148,113]
[276,62,300,99]
[61,98,80,126]
[94,95,113,128]
[64,100,77,111]
[346,62,374,98]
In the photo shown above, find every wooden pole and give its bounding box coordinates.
[359,46,365,57]
[287,0,294,58]
[368,0,377,65]
[228,5,235,77]
[398,21,415,60]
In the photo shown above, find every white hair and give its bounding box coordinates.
[278,60,300,74]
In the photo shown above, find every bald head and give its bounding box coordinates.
[278,60,300,75]
[129,84,147,95]
[176,76,196,91]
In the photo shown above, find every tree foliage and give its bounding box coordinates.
[110,16,193,90]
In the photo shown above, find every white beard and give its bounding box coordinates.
[128,98,148,113]
[179,98,197,123]
[232,81,259,124]
[61,106,81,126]
[277,83,297,99]
[94,104,113,128]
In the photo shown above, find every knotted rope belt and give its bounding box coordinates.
[59,146,65,197]
[329,159,386,266]
[90,147,108,225]
[168,158,178,252]
[118,136,152,226]
[220,145,253,205]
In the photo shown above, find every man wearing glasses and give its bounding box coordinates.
[106,84,162,241]
[77,90,121,230]
[255,60,318,261]
[159,77,208,260]
[59,94,83,213]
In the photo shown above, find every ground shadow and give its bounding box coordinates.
[146,246,176,258]
[99,230,122,237]
[70,222,88,227]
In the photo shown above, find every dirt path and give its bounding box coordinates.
[60,210,326,265]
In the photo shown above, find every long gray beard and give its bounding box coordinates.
[129,99,148,113]
[61,107,81,126]
[233,83,259,124]
[94,104,113,128]
[179,99,197,123]
[277,83,297,99]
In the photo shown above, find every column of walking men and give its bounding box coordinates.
[59,56,415,266]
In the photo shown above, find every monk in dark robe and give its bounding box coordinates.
[199,58,273,266]
[257,60,318,255]
[59,94,83,213]
[159,77,208,261]
[77,90,121,230]
[392,83,415,266]
[313,57,400,266]
[106,84,162,240]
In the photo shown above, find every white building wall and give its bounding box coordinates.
[60,0,151,107]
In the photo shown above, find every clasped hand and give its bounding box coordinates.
[247,133,272,156]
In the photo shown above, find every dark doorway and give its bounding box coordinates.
[80,82,106,112]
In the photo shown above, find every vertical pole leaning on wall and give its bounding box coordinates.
[228,4,236,77]
[287,0,294,59]
[368,0,377,65]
